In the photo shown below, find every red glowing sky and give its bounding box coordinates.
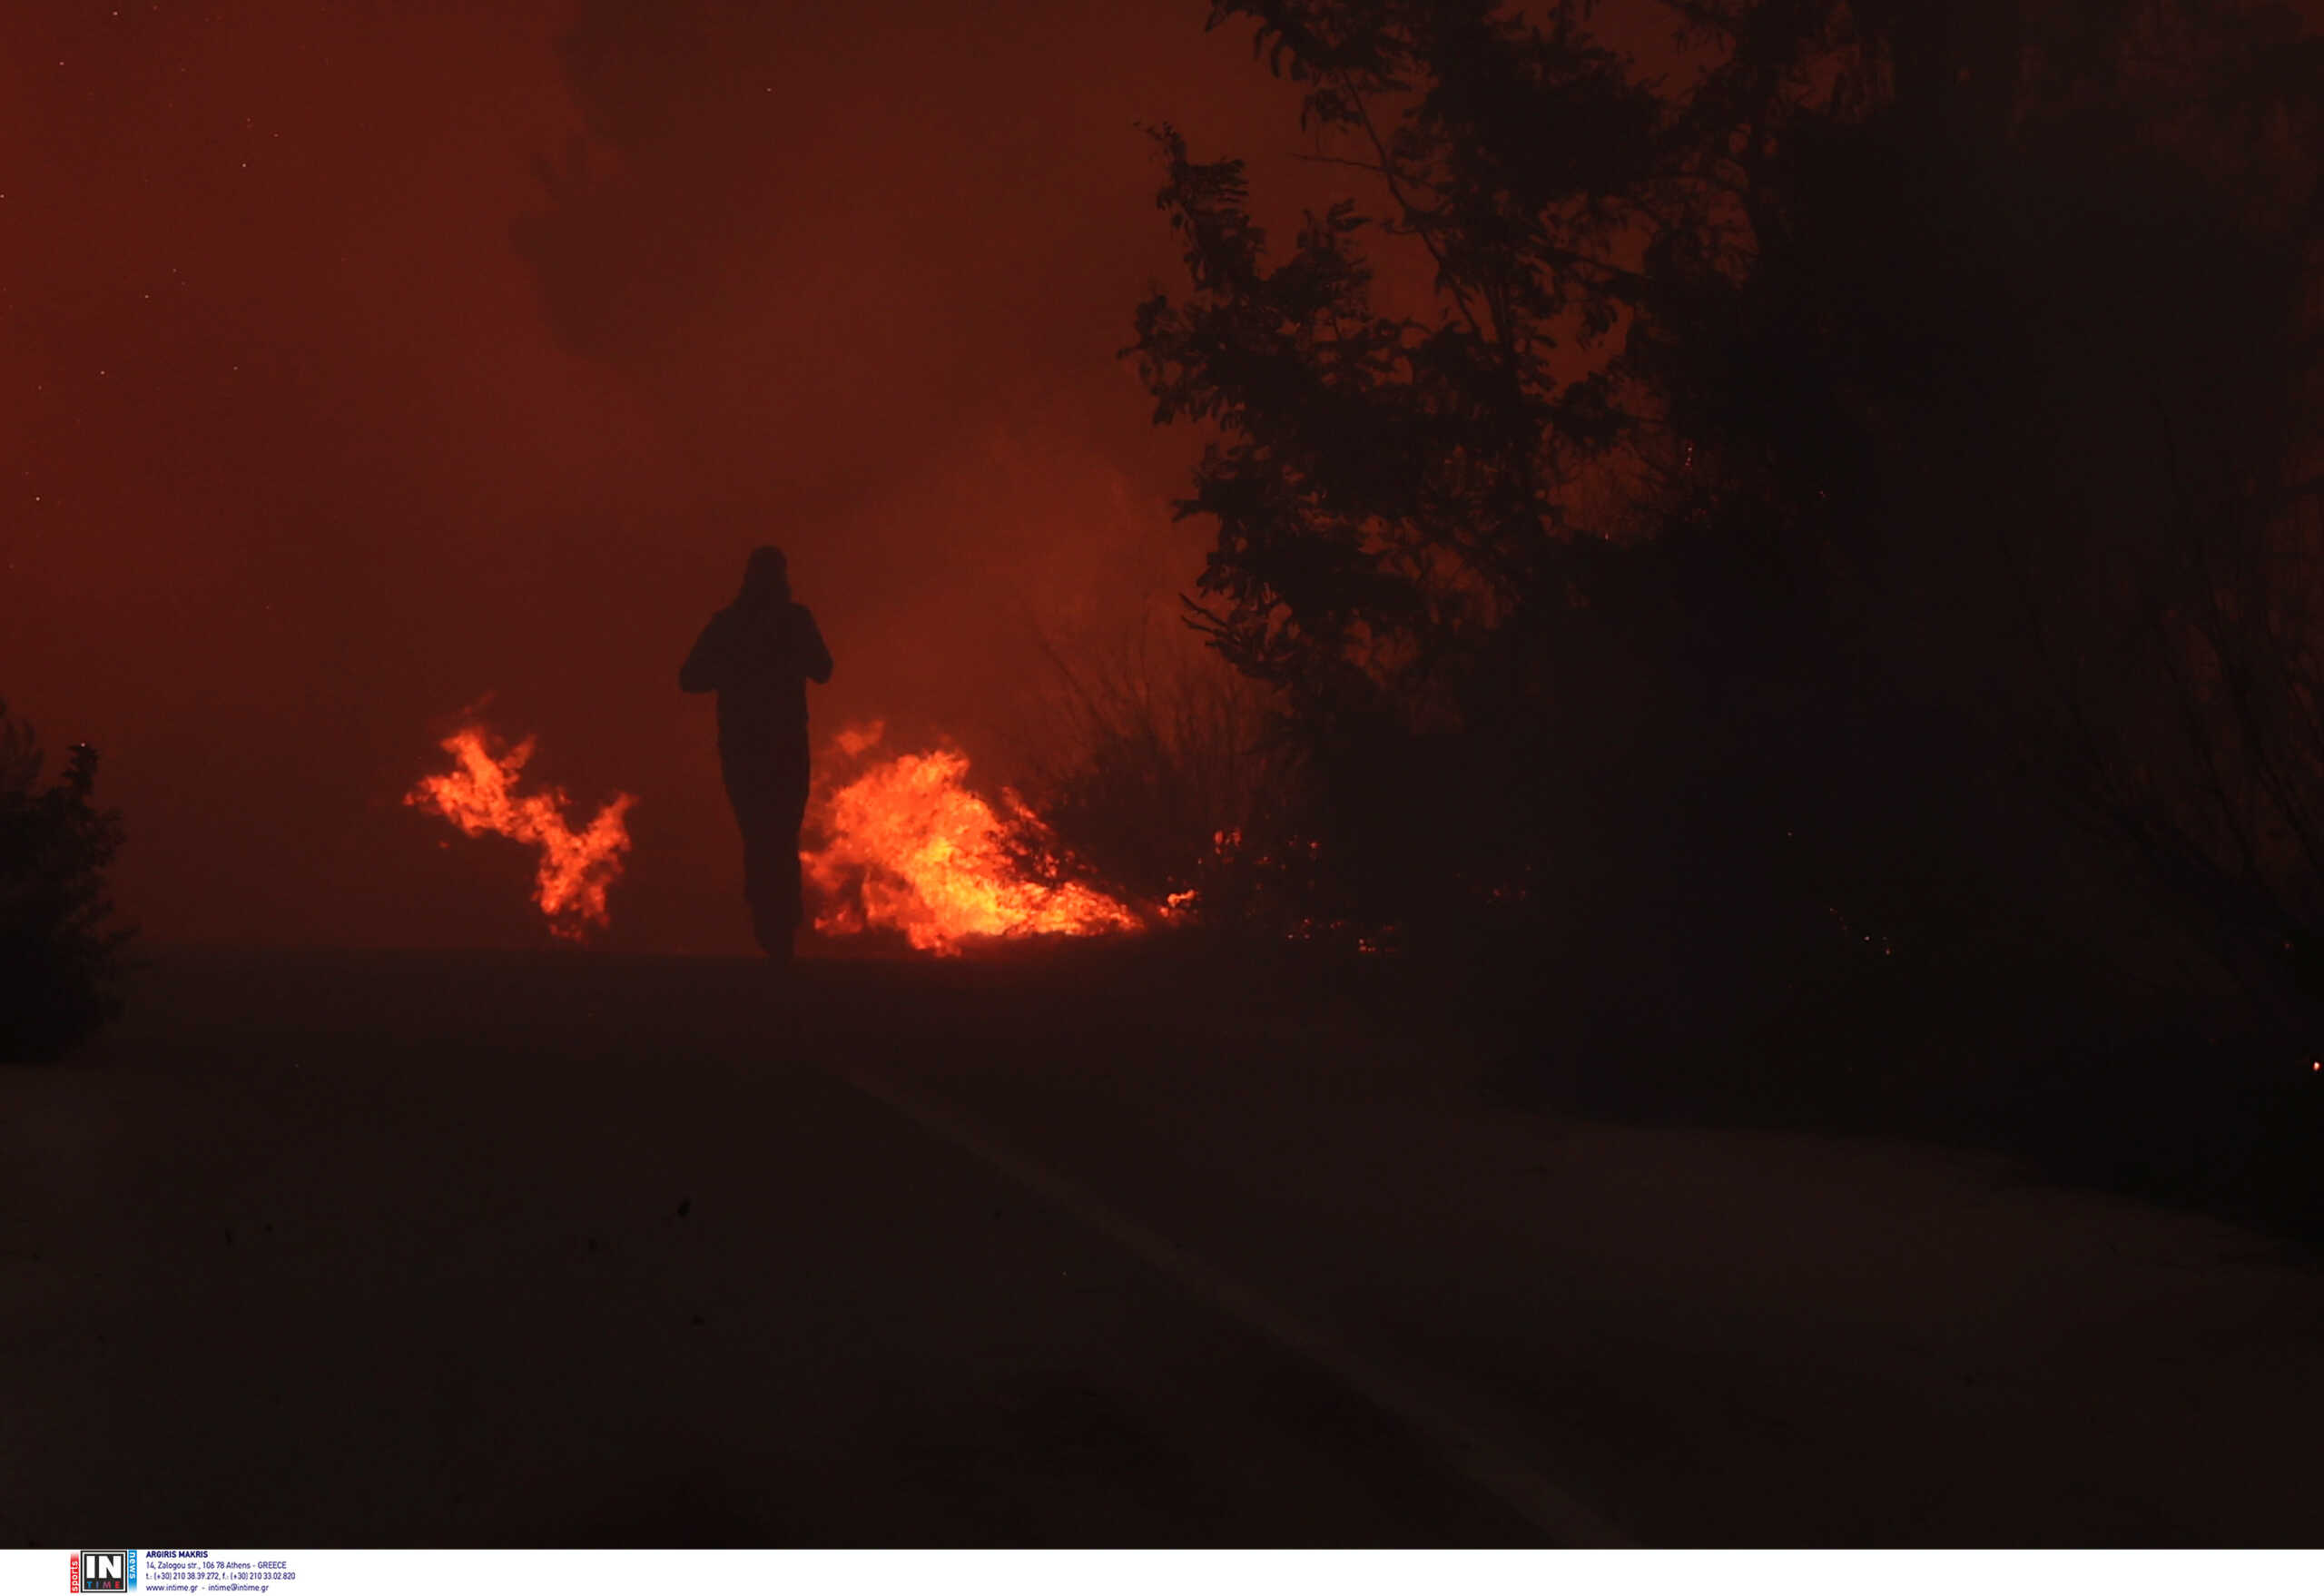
[3,0,1367,951]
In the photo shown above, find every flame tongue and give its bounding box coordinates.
[407,716,1138,954]
[803,724,1138,954]
[408,724,636,941]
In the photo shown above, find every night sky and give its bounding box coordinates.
[4,1,1352,952]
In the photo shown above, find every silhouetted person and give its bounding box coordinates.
[681,547,832,961]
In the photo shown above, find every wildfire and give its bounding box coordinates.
[803,722,1141,955]
[407,724,636,941]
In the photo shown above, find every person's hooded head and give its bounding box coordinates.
[738,545,792,608]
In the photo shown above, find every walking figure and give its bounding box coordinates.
[681,547,832,960]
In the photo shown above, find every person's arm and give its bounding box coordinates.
[679,610,733,694]
[794,604,833,685]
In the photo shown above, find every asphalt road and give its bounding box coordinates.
[5,948,2321,1545]
[1,950,1570,1545]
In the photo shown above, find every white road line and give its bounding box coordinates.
[830,1061,1632,1547]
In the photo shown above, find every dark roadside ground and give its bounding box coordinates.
[4,943,2320,1545]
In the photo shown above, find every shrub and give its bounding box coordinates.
[1002,621,1330,941]
[0,700,133,1061]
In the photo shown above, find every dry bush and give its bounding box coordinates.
[1001,614,1320,935]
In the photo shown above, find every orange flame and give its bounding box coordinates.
[803,722,1140,955]
[408,724,636,941]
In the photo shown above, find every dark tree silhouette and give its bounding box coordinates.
[1131,0,2324,1031]
[1,701,133,1062]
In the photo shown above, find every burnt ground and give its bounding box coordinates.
[5,944,2321,1545]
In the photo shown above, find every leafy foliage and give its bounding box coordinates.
[1131,0,2324,1022]
[1,701,133,1062]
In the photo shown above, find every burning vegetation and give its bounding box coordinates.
[407,724,636,942]
[406,714,1155,954]
[801,721,1142,954]
[402,708,1414,960]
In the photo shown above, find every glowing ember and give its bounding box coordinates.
[407,724,636,941]
[803,723,1141,954]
